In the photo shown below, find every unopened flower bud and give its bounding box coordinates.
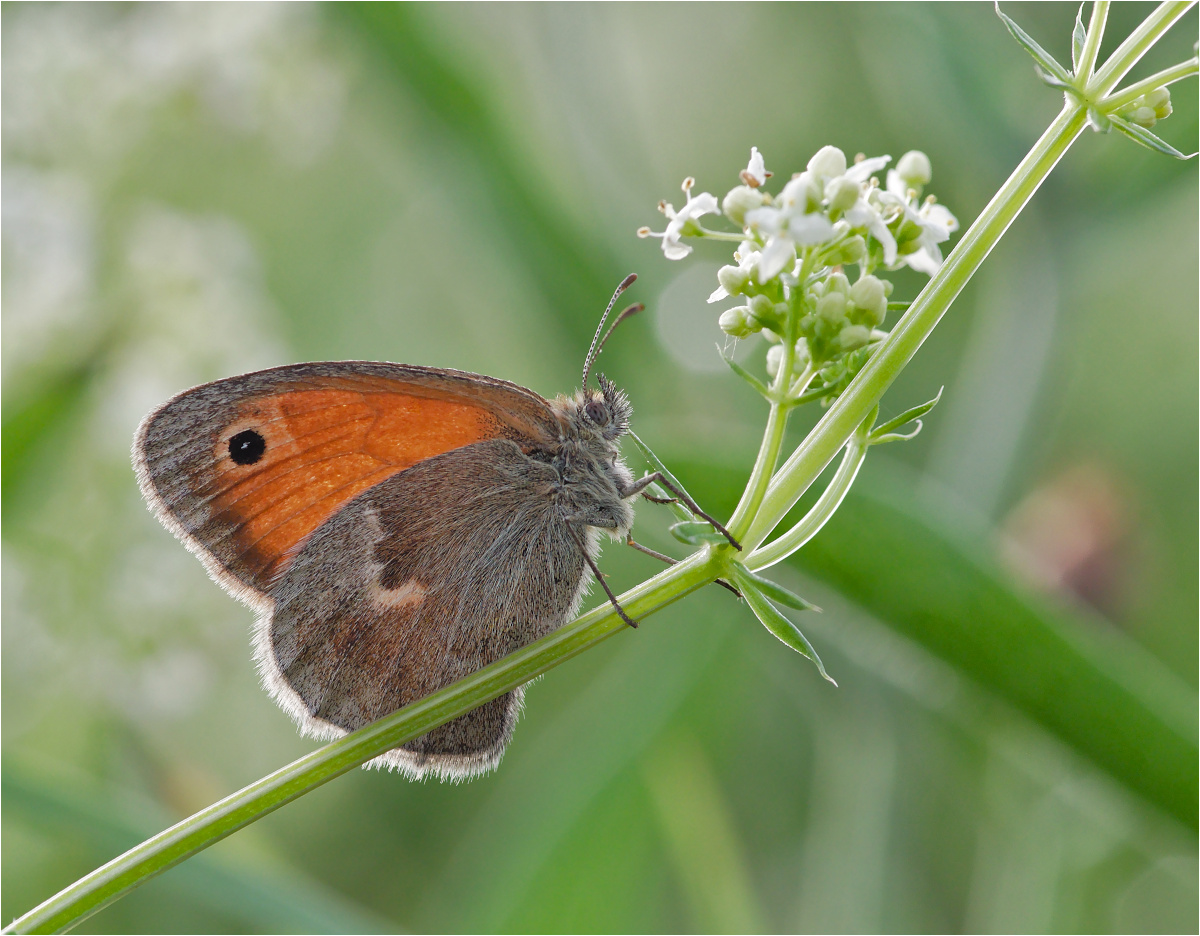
[896,150,932,188]
[826,272,850,296]
[766,343,784,378]
[748,293,782,329]
[723,185,765,226]
[781,172,822,214]
[837,324,872,351]
[717,263,751,297]
[829,234,866,265]
[719,306,755,338]
[761,328,782,344]
[826,175,860,213]
[794,337,811,367]
[1130,106,1157,128]
[849,274,888,326]
[1145,87,1171,114]
[808,145,847,181]
[816,291,847,323]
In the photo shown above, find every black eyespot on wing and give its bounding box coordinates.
[229,429,266,465]
[585,399,609,425]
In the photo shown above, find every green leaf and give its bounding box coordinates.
[669,521,729,546]
[871,424,924,445]
[628,430,700,522]
[720,350,770,398]
[1109,113,1197,159]
[995,3,1074,83]
[1072,3,1087,74]
[1036,66,1076,92]
[793,382,838,406]
[732,563,820,611]
[733,571,835,685]
[869,387,942,442]
[1087,107,1112,133]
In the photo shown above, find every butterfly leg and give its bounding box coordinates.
[625,535,743,598]
[622,472,742,551]
[564,521,639,629]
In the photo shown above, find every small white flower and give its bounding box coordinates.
[882,170,958,274]
[740,146,770,188]
[745,171,834,281]
[831,155,895,263]
[639,186,720,260]
[905,199,959,275]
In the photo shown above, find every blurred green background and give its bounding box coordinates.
[3,3,1196,932]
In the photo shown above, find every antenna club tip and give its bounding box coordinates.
[619,273,638,290]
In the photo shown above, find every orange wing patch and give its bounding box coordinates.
[204,389,504,584]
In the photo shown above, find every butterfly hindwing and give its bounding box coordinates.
[261,439,592,779]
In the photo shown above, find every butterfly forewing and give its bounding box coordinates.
[134,362,557,597]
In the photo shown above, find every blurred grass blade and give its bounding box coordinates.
[733,566,835,684]
[679,459,1198,829]
[331,2,616,345]
[2,351,107,518]
[792,480,1199,830]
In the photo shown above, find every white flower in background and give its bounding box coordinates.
[638,179,720,260]
[740,146,770,188]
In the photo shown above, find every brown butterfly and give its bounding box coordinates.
[133,276,733,781]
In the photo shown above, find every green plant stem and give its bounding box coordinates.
[1075,0,1110,80]
[746,426,870,573]
[1102,56,1200,110]
[1091,1,1194,94]
[726,247,823,542]
[3,551,721,935]
[726,396,789,542]
[741,102,1088,552]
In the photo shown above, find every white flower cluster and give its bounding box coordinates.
[643,145,957,280]
[641,145,960,398]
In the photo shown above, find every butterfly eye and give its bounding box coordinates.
[585,399,609,425]
[229,429,266,465]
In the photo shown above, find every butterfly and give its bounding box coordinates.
[133,276,734,781]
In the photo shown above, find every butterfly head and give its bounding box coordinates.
[578,373,632,442]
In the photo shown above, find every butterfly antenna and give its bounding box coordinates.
[582,273,637,389]
[596,302,644,362]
